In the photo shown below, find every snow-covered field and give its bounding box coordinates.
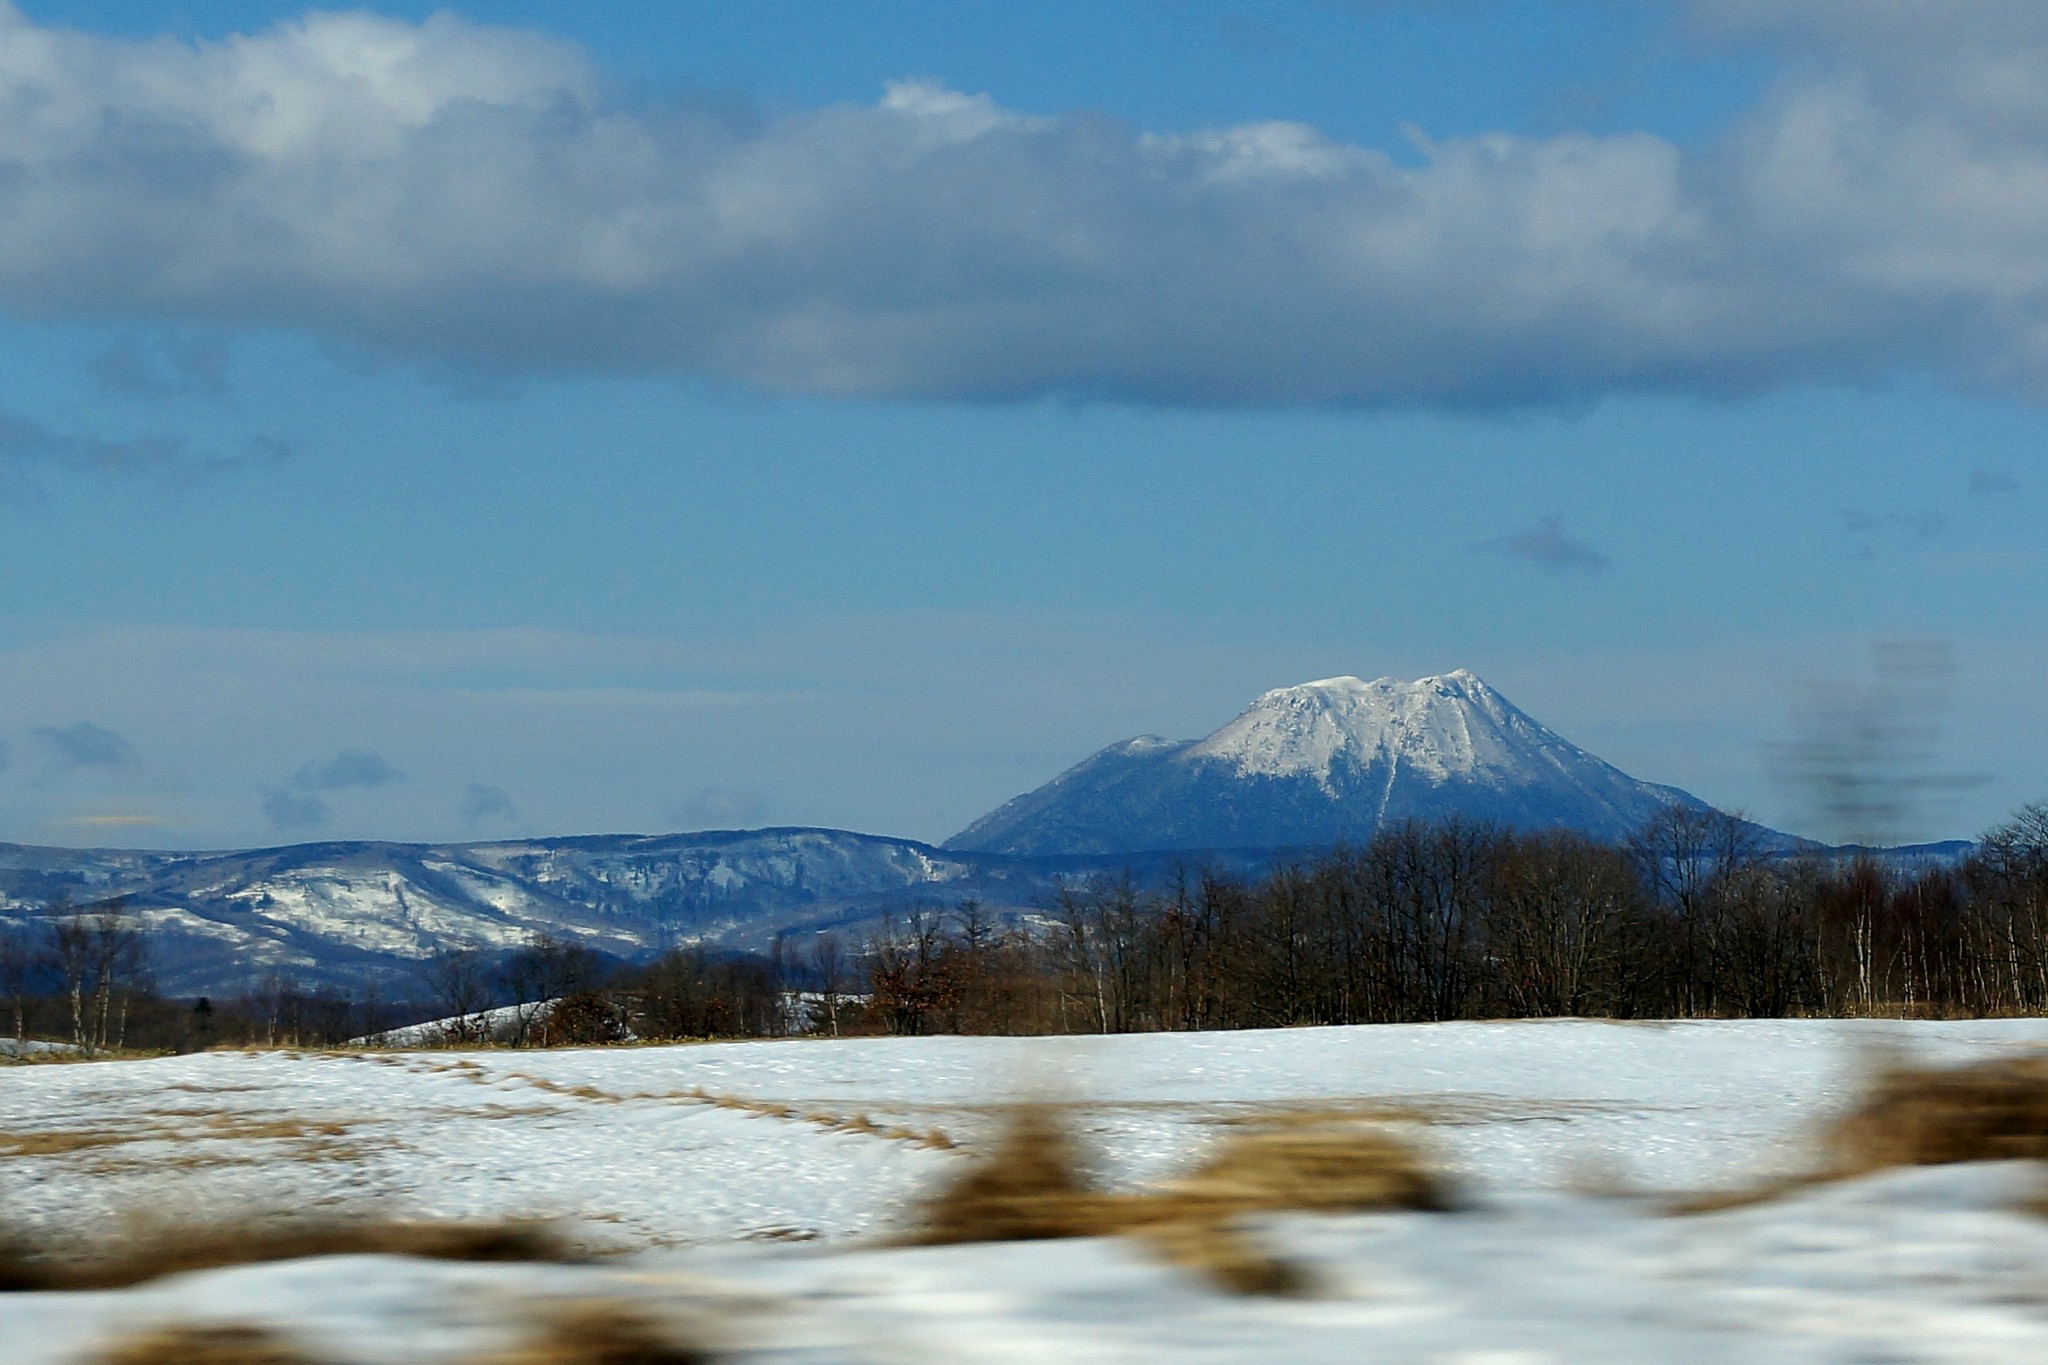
[7,1019,2048,1361]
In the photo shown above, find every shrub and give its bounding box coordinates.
[549,992,629,1045]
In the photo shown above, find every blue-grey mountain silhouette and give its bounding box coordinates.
[946,671,1709,855]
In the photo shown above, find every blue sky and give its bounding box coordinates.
[0,0,2042,849]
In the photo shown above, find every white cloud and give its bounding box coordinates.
[0,4,2044,404]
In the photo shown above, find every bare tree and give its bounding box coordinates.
[865,909,958,1036]
[243,971,296,1047]
[1485,834,1642,1017]
[87,905,148,1052]
[810,932,847,1037]
[351,979,388,1043]
[0,927,31,1059]
[44,904,93,1053]
[498,938,551,1045]
[498,932,601,1045]
[1966,802,2048,1011]
[1628,804,1762,1015]
[419,947,495,1044]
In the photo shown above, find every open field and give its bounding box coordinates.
[8,1020,2048,1361]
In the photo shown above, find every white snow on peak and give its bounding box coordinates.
[1186,670,1559,793]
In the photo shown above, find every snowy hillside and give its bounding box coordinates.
[0,829,979,995]
[949,670,1711,855]
[5,1020,2048,1360]
[0,831,1276,996]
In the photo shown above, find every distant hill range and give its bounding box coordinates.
[0,830,1279,996]
[0,671,1971,995]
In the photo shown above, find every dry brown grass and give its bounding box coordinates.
[515,1075,624,1103]
[1675,1050,2048,1213]
[667,1084,952,1149]
[0,1230,47,1292]
[1133,1118,1453,1294]
[491,1301,714,1365]
[90,1303,718,1365]
[1160,1121,1455,1218]
[0,1129,139,1157]
[95,1324,319,1365]
[0,1215,577,1291]
[0,1111,376,1179]
[392,1061,957,1149]
[1822,1052,2048,1175]
[0,1113,356,1160]
[904,1104,1451,1293]
[1133,1214,1311,1296]
[907,1105,1118,1244]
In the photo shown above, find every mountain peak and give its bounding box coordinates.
[1264,668,1489,700]
[1191,670,1521,793]
[946,670,1708,856]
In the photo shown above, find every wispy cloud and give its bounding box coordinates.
[292,750,404,792]
[461,782,516,824]
[90,334,230,398]
[1970,469,2021,497]
[36,721,137,769]
[1842,509,1947,538]
[673,786,768,830]
[1841,508,1947,559]
[0,409,288,481]
[261,749,406,833]
[261,787,329,833]
[1480,515,1612,576]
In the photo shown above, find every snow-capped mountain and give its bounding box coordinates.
[946,670,1710,855]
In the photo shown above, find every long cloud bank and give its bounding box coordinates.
[0,1,2044,406]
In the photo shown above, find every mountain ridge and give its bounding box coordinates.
[0,827,1287,995]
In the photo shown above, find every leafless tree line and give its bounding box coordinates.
[411,935,785,1045]
[849,803,2048,1034]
